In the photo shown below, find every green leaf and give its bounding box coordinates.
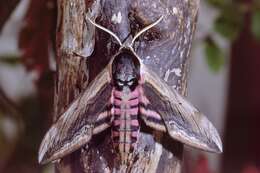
[204,38,225,72]
[251,10,260,40]
[214,8,243,40]
[205,0,228,8]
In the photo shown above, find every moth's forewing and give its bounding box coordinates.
[140,66,222,153]
[38,68,113,164]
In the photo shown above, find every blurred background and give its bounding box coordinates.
[0,0,259,173]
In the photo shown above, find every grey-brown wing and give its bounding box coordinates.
[38,68,113,164]
[140,66,222,153]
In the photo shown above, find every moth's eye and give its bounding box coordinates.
[127,81,134,86]
[117,81,124,86]
[127,78,137,86]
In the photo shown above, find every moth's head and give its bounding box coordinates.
[86,15,163,90]
[112,49,140,90]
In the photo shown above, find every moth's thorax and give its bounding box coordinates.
[121,87,131,102]
[112,49,140,91]
[111,86,140,163]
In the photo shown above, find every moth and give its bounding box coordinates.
[38,16,222,165]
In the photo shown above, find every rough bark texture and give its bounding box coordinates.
[55,0,199,172]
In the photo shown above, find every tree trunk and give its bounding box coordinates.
[54,0,199,172]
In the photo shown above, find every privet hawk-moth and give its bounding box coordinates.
[38,16,222,165]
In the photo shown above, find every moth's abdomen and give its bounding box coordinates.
[111,87,140,162]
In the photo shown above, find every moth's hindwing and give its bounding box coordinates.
[38,68,113,164]
[140,66,223,153]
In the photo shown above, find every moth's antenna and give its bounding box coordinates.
[130,16,163,47]
[86,16,122,46]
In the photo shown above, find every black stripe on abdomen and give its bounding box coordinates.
[112,125,139,132]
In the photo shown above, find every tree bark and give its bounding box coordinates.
[55,0,199,172]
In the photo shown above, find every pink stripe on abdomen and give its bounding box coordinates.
[127,107,138,115]
[113,119,139,126]
[114,90,122,98]
[111,87,141,160]
[131,120,139,126]
[129,98,139,106]
[114,98,122,106]
[114,108,122,115]
[129,88,139,99]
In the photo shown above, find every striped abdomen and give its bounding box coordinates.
[111,86,140,163]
